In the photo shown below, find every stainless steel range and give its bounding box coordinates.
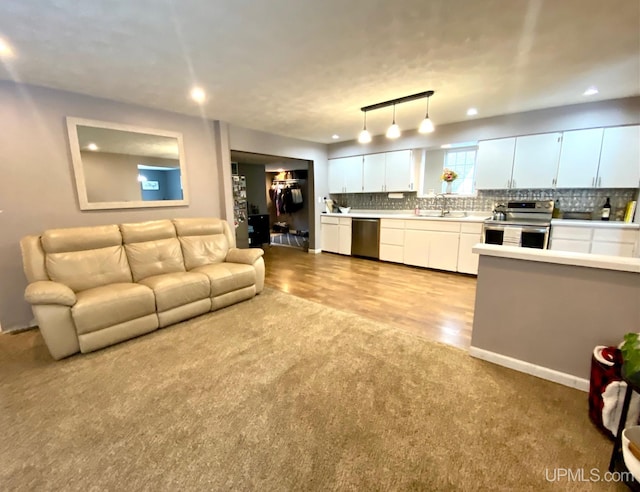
[482,200,554,249]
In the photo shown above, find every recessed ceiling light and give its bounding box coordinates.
[87,143,98,151]
[0,38,14,57]
[466,108,478,116]
[332,134,340,140]
[190,87,206,103]
[583,86,599,96]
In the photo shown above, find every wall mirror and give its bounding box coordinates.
[66,117,189,210]
[416,143,478,197]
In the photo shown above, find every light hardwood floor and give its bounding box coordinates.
[263,245,477,350]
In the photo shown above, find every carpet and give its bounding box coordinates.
[0,289,619,491]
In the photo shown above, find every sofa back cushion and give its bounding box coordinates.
[41,225,132,292]
[173,218,233,270]
[120,220,186,282]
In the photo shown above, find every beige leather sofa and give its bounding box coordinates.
[20,218,265,360]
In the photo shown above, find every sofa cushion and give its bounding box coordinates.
[139,272,210,312]
[192,263,256,297]
[72,283,156,335]
[125,238,186,282]
[47,246,132,292]
[179,235,229,270]
[174,218,233,270]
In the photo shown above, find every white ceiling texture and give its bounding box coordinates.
[1,0,638,144]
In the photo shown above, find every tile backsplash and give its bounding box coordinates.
[331,188,638,220]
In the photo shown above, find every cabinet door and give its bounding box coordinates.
[362,153,386,192]
[385,150,414,192]
[549,238,591,254]
[343,156,364,193]
[591,241,635,258]
[338,224,352,255]
[511,133,561,189]
[457,233,481,274]
[328,159,345,193]
[321,223,340,253]
[403,229,430,268]
[475,138,516,189]
[597,126,640,188]
[556,128,603,188]
[380,244,404,263]
[428,231,460,271]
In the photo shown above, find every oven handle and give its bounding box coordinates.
[483,224,549,234]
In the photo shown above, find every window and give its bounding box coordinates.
[442,148,477,194]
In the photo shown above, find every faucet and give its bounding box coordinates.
[436,193,449,217]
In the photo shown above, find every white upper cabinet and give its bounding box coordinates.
[597,126,640,188]
[361,150,415,192]
[511,133,561,189]
[555,128,604,188]
[328,156,363,193]
[385,150,415,192]
[475,138,516,190]
[362,153,386,192]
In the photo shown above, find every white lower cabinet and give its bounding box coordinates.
[550,223,638,258]
[403,220,461,271]
[379,219,405,263]
[457,223,483,274]
[321,216,352,255]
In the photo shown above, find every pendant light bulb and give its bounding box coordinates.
[386,104,401,139]
[418,96,435,134]
[358,111,372,144]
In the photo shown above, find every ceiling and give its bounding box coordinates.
[1,0,638,144]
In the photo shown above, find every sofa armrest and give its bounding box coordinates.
[25,281,77,306]
[226,247,264,265]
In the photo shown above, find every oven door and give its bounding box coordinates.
[483,224,550,249]
[521,226,549,249]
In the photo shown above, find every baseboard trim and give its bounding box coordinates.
[308,249,321,254]
[469,346,590,392]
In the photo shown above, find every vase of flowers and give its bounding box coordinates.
[441,168,458,194]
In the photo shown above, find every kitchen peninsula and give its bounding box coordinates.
[470,244,640,390]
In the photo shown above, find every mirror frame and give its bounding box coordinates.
[66,117,190,210]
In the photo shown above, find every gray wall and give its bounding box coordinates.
[238,163,268,215]
[471,255,640,380]
[0,81,223,331]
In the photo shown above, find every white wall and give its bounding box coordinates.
[228,126,329,250]
[328,97,640,158]
[0,82,223,331]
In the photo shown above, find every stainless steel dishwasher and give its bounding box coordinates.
[351,218,380,259]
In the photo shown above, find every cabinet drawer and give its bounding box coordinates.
[380,227,404,246]
[460,223,483,234]
[551,226,593,241]
[405,220,461,233]
[380,219,405,229]
[550,238,591,254]
[321,216,339,225]
[338,217,352,226]
[590,241,635,258]
[592,228,637,243]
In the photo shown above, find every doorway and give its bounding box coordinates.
[229,151,312,252]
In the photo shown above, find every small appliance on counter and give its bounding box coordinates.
[324,198,336,214]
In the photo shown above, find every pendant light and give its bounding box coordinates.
[358,110,372,144]
[418,93,435,134]
[386,104,401,139]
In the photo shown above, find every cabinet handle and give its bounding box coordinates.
[598,177,602,187]
[591,177,595,187]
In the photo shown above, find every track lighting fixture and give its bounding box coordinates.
[358,90,435,143]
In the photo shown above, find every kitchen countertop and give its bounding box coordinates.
[322,211,489,222]
[473,243,640,273]
[551,219,639,229]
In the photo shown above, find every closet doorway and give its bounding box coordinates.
[229,151,311,252]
